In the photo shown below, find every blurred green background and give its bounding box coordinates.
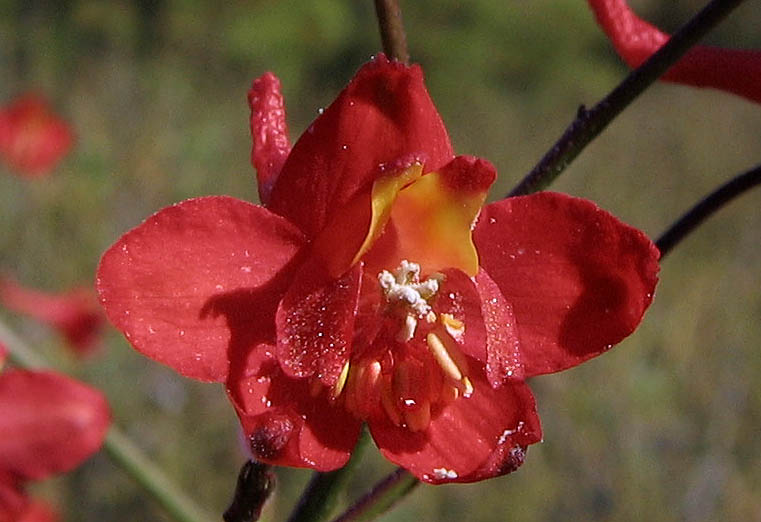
[1,0,760,520]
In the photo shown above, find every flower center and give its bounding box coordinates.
[377,260,442,342]
[333,260,474,433]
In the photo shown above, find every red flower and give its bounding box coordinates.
[0,480,58,522]
[96,55,659,483]
[0,278,105,358]
[0,94,74,177]
[0,356,110,521]
[588,0,761,104]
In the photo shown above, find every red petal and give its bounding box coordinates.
[0,370,110,481]
[0,476,27,521]
[588,0,761,104]
[0,94,73,177]
[276,261,362,386]
[227,345,361,471]
[0,477,58,522]
[0,476,59,522]
[0,278,104,357]
[474,270,525,385]
[96,196,305,382]
[16,501,58,522]
[248,73,292,204]
[268,54,454,238]
[474,192,659,377]
[370,367,541,484]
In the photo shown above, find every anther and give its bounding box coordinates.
[460,376,474,398]
[332,361,350,398]
[381,384,402,426]
[441,383,460,404]
[354,361,382,417]
[404,401,431,432]
[426,332,464,382]
[440,313,464,339]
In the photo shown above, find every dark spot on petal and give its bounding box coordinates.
[249,413,294,460]
[495,445,526,476]
[473,443,527,480]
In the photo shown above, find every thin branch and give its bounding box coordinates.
[331,468,419,522]
[509,0,748,197]
[374,0,410,64]
[0,318,215,522]
[656,163,761,258]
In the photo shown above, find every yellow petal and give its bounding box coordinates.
[387,158,493,276]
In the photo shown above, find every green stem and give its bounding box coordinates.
[104,428,215,522]
[508,0,748,197]
[286,430,371,522]
[0,319,47,369]
[0,318,215,522]
[331,468,418,522]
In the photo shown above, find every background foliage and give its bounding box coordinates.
[1,0,760,520]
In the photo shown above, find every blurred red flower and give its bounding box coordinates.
[97,55,659,483]
[0,278,104,357]
[0,94,74,177]
[588,0,761,103]
[0,358,110,521]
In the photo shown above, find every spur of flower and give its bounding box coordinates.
[588,0,761,104]
[0,344,111,520]
[97,54,659,484]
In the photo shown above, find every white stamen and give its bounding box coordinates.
[378,260,444,317]
[397,314,418,342]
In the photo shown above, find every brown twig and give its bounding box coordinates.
[374,0,410,64]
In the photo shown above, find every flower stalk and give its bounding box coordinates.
[509,0,749,197]
[373,0,409,64]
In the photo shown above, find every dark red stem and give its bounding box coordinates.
[656,163,761,258]
[374,0,410,64]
